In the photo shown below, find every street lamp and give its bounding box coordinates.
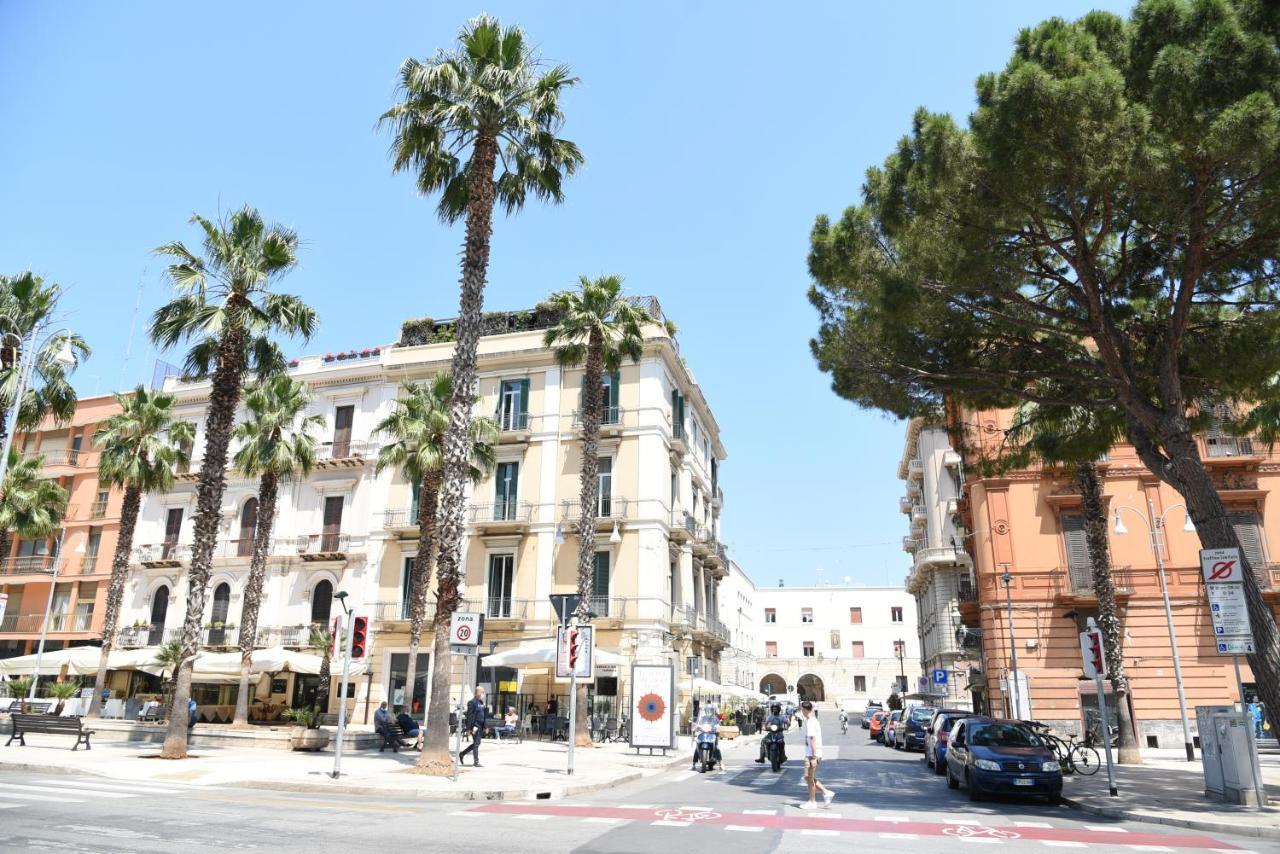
[330,589,354,779]
[28,530,85,699]
[1001,568,1023,720]
[895,637,906,695]
[1113,500,1197,761]
[0,326,78,489]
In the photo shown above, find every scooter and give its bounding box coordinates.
[764,723,787,772]
[695,721,720,772]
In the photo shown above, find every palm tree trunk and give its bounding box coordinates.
[0,529,11,575]
[572,329,605,749]
[317,639,332,715]
[233,471,278,727]
[162,327,247,759]
[416,132,500,776]
[402,470,441,717]
[87,483,143,718]
[1076,462,1141,765]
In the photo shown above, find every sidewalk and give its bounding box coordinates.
[0,731,761,801]
[1061,748,1280,840]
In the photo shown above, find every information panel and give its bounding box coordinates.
[629,663,675,750]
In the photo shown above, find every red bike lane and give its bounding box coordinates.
[469,803,1240,849]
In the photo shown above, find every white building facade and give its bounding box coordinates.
[754,585,921,709]
[717,559,757,693]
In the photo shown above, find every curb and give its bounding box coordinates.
[1061,794,1280,841]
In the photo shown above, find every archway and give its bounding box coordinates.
[759,673,787,697]
[311,579,333,625]
[797,673,826,702]
[148,585,169,645]
[210,582,231,645]
[238,498,259,556]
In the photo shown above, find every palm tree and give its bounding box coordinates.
[542,275,653,747]
[231,374,322,727]
[381,15,582,775]
[1003,401,1141,765]
[0,447,69,568]
[375,375,497,733]
[311,626,333,719]
[149,206,317,759]
[0,272,90,446]
[86,387,193,718]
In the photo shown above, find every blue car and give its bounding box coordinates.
[945,717,1063,804]
[925,709,972,774]
[899,705,936,751]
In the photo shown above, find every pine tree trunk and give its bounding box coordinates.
[161,325,247,759]
[402,470,441,717]
[88,483,143,718]
[233,471,278,727]
[416,132,500,775]
[1075,463,1141,765]
[572,329,605,749]
[1131,420,1280,746]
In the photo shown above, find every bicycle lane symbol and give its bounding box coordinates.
[942,825,1021,839]
[653,808,722,824]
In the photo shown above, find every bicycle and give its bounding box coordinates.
[1026,721,1100,776]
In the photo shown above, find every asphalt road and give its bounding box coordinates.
[0,724,1268,853]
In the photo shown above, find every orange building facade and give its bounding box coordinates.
[0,394,124,663]
[955,407,1280,746]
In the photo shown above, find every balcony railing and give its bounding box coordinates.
[1062,564,1134,597]
[23,449,83,468]
[90,499,109,518]
[0,556,57,575]
[255,623,329,648]
[135,542,191,564]
[958,576,979,602]
[561,497,629,522]
[496,410,530,432]
[369,600,438,624]
[1,613,49,633]
[201,626,239,647]
[464,597,530,620]
[902,536,918,553]
[316,439,374,463]
[1205,435,1255,458]
[571,406,624,428]
[470,501,533,524]
[294,533,363,557]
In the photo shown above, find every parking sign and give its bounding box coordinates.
[932,669,948,686]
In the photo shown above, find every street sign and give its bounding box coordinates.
[556,624,594,679]
[1200,547,1256,656]
[550,594,582,624]
[932,669,948,686]
[449,612,483,647]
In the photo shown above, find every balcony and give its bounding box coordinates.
[294,533,363,561]
[465,597,530,623]
[315,439,374,469]
[669,510,695,542]
[899,496,913,514]
[200,626,239,648]
[0,555,57,576]
[1202,435,1261,465]
[572,406,626,437]
[913,544,969,571]
[691,523,714,557]
[1055,565,1135,603]
[902,536,918,553]
[370,600,437,626]
[90,498,110,519]
[910,503,927,524]
[24,449,85,470]
[116,625,180,647]
[256,623,328,648]
[469,501,533,535]
[908,458,923,480]
[134,542,190,568]
[495,410,531,441]
[561,497,630,527]
[670,422,688,456]
[382,507,420,536]
[712,486,724,510]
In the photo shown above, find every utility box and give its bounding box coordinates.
[1197,705,1267,806]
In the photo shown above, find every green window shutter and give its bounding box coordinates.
[592,552,610,599]
[608,372,620,408]
[518,379,530,421]
[1230,510,1267,568]
[411,479,421,519]
[1062,514,1090,571]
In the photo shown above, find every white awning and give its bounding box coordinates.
[1,645,365,680]
[0,646,102,676]
[479,639,627,669]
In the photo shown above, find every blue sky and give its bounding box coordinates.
[0,0,1131,589]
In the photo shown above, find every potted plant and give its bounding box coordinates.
[5,677,33,712]
[48,681,81,715]
[283,706,330,751]
[718,706,740,740]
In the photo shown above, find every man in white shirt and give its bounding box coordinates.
[799,701,835,809]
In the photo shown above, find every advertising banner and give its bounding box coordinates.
[630,663,675,750]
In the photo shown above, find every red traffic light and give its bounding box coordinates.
[351,616,368,659]
[568,629,579,669]
[1083,629,1106,678]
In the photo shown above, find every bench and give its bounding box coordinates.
[7,713,94,750]
[1,701,51,715]
[378,722,421,752]
[484,717,522,743]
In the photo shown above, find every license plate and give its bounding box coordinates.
[1013,778,1035,786]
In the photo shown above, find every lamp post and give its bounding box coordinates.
[28,529,85,699]
[1001,568,1023,719]
[1113,501,1197,761]
[895,638,906,696]
[0,327,78,489]
[330,590,354,779]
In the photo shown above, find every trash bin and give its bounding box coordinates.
[1197,704,1268,806]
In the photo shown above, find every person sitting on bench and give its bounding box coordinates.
[374,702,405,750]
[497,707,518,739]
[396,710,423,750]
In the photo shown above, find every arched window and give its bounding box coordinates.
[210,583,231,645]
[311,580,333,625]
[148,585,169,645]
[237,498,259,557]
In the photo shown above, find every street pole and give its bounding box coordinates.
[567,615,578,777]
[1147,499,1195,761]
[896,639,906,696]
[1095,668,1119,796]
[28,526,70,700]
[1002,569,1022,719]
[330,606,354,780]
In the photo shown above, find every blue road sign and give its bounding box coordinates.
[932,669,948,686]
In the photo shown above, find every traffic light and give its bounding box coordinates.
[350,616,368,659]
[568,627,579,670]
[1082,629,1106,679]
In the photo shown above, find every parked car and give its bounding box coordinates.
[868,710,888,740]
[944,716,1063,803]
[898,705,936,751]
[925,709,974,774]
[883,709,903,746]
[862,700,883,729]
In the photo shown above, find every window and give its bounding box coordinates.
[332,405,354,458]
[238,498,258,557]
[487,554,515,618]
[91,489,109,518]
[498,378,530,431]
[598,457,613,517]
[311,579,333,625]
[209,583,231,645]
[73,581,96,631]
[765,641,777,657]
[1062,513,1090,572]
[1230,510,1267,568]
[764,608,776,623]
[851,641,865,658]
[801,607,814,623]
[891,606,904,623]
[163,507,183,558]
[494,461,519,520]
[671,390,686,440]
[401,557,415,620]
[70,432,83,465]
[802,641,815,658]
[591,552,611,616]
[600,371,621,424]
[148,586,169,645]
[850,607,862,624]
[830,630,840,649]
[893,640,906,657]
[854,675,867,692]
[321,496,344,551]
[83,527,102,571]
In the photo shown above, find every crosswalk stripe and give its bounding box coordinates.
[0,803,20,810]
[0,782,132,799]
[651,820,691,828]
[35,778,188,794]
[1127,847,1173,852]
[513,814,550,821]
[1086,826,1126,833]
[742,809,776,815]
[0,792,86,803]
[1041,843,1086,849]
[449,811,485,817]
[801,829,839,836]
[581,817,624,824]
[673,772,696,782]
[726,825,764,832]
[880,833,919,839]
[957,839,1003,845]
[874,815,910,822]
[1015,822,1053,828]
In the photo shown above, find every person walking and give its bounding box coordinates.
[798,701,835,809]
[458,687,487,767]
